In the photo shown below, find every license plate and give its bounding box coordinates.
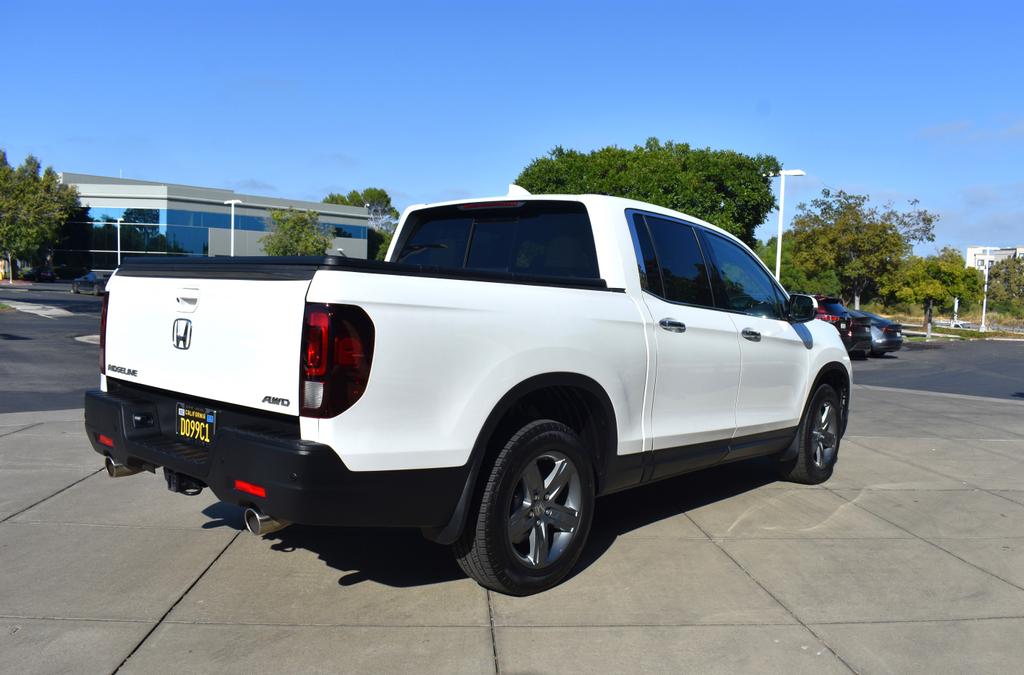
[895,330,901,337]
[839,322,847,330]
[176,403,216,445]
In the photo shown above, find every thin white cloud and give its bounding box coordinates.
[916,119,1024,144]
[320,152,360,167]
[916,120,971,140]
[962,181,1024,208]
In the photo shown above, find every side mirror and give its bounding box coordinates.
[788,294,818,323]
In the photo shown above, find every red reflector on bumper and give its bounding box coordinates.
[234,479,266,498]
[97,434,115,448]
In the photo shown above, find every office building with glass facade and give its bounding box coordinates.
[56,173,370,271]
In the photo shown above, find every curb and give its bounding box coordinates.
[854,384,1024,406]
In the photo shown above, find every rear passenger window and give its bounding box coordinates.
[397,201,599,279]
[702,233,785,319]
[641,215,715,307]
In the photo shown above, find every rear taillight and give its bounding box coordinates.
[818,313,841,323]
[99,292,110,374]
[299,303,375,418]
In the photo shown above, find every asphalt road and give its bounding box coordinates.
[2,290,1024,412]
[853,339,1024,400]
[0,286,103,413]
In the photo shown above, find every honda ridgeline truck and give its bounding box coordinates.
[85,190,851,595]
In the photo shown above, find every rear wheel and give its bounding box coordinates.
[778,383,841,484]
[454,420,595,596]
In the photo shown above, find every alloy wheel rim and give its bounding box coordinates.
[507,451,582,569]
[811,401,837,469]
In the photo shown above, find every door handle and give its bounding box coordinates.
[659,318,686,333]
[741,328,761,342]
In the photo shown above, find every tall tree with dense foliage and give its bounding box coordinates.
[0,151,80,282]
[788,189,937,308]
[884,247,982,331]
[324,187,400,233]
[987,257,1024,317]
[515,138,780,245]
[261,209,333,256]
[367,228,393,261]
[756,236,841,295]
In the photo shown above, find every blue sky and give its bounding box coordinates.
[2,1,1022,252]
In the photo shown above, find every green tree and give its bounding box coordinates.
[0,151,80,282]
[884,247,982,330]
[756,236,841,296]
[367,228,393,261]
[261,209,332,256]
[515,138,780,245]
[789,189,937,308]
[324,187,400,234]
[987,257,1024,317]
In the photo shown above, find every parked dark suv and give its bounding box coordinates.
[71,271,108,295]
[814,296,872,355]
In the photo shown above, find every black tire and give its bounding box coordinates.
[454,419,595,596]
[70,284,77,294]
[777,383,841,484]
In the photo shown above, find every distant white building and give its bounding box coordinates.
[965,245,1024,270]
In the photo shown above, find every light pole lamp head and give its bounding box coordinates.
[779,169,806,177]
[223,199,243,206]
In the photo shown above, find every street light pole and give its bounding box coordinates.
[224,199,242,256]
[980,247,992,332]
[769,169,806,281]
[116,218,123,266]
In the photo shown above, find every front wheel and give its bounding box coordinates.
[778,383,841,484]
[454,420,595,596]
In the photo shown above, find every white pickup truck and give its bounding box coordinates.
[86,191,851,595]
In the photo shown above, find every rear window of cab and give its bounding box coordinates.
[396,200,600,279]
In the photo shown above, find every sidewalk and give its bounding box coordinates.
[2,389,1024,673]
[1,280,74,293]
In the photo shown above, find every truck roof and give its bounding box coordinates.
[400,192,747,249]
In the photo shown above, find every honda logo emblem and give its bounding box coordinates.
[172,318,192,350]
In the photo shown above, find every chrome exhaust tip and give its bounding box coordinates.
[105,456,141,478]
[243,507,289,536]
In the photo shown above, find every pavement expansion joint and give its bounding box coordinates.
[686,511,859,673]
[823,485,1024,594]
[112,531,242,673]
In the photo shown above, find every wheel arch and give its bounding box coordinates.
[422,372,618,544]
[812,362,851,437]
[780,361,851,463]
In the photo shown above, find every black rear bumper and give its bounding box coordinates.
[870,338,903,353]
[84,386,468,529]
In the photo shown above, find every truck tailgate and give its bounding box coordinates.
[104,272,310,416]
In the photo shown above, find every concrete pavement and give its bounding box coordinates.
[2,388,1024,673]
